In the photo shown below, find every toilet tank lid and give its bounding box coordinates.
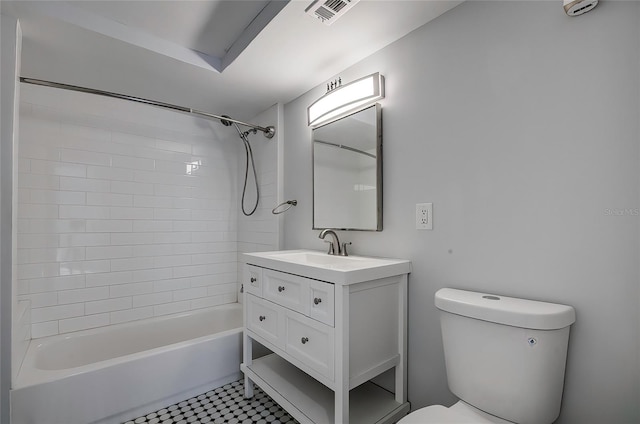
[435,288,576,330]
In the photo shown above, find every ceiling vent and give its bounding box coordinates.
[305,0,360,25]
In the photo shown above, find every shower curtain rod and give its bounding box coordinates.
[19,77,276,139]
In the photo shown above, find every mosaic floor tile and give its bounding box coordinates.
[124,379,299,424]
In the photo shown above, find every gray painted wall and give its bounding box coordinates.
[283,2,639,423]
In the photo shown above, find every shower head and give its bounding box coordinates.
[220,115,233,126]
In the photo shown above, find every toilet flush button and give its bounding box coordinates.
[482,295,500,300]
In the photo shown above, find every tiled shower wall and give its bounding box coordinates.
[17,84,241,338]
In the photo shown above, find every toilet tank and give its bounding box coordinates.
[435,288,576,424]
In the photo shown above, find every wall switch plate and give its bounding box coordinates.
[416,203,433,230]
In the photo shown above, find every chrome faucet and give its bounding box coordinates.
[318,229,351,256]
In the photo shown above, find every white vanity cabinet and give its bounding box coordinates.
[241,250,411,424]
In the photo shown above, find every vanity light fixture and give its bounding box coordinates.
[307,72,384,127]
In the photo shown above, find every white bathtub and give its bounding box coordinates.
[11,303,243,424]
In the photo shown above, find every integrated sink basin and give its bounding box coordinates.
[243,249,411,285]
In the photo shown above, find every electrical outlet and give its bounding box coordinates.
[416,203,433,230]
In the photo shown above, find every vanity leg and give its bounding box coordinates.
[335,285,350,423]
[395,275,408,403]
[243,331,254,398]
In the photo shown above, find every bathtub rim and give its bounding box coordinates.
[14,302,243,389]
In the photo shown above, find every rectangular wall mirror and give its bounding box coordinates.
[312,103,382,231]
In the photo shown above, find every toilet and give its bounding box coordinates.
[399,288,575,424]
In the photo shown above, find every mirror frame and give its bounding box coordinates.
[312,103,382,231]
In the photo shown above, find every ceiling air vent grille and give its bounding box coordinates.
[305,0,360,25]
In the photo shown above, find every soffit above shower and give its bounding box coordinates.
[3,0,287,72]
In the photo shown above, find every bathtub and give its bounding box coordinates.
[11,303,243,424]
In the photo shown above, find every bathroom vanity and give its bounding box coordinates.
[241,250,411,424]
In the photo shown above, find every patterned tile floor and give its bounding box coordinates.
[124,379,299,424]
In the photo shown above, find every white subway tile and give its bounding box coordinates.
[59,205,110,219]
[132,292,172,308]
[153,300,190,317]
[132,244,173,258]
[111,132,155,148]
[111,180,153,195]
[207,283,237,296]
[87,165,134,182]
[110,232,154,245]
[28,292,58,308]
[59,260,110,275]
[110,207,153,220]
[110,282,153,298]
[173,287,207,302]
[191,293,236,310]
[20,204,59,219]
[110,257,154,272]
[59,124,110,143]
[110,306,153,325]
[86,245,133,260]
[153,208,191,220]
[58,287,109,304]
[32,303,84,323]
[86,220,133,233]
[29,275,85,293]
[86,193,133,207]
[85,297,132,314]
[153,255,191,268]
[154,232,191,244]
[111,155,155,171]
[60,176,110,193]
[30,160,87,178]
[153,277,190,293]
[172,221,208,232]
[173,264,209,278]
[20,219,85,234]
[172,243,209,255]
[19,173,60,190]
[59,313,109,333]
[18,263,60,279]
[19,144,61,161]
[132,220,172,232]
[59,233,110,247]
[153,184,191,198]
[31,321,59,339]
[133,195,174,208]
[26,190,86,205]
[154,138,191,154]
[86,271,133,287]
[28,247,85,263]
[132,267,173,283]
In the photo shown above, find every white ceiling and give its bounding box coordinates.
[2,0,463,122]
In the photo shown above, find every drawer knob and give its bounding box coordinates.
[313,297,322,305]
[278,286,285,292]
[259,315,266,321]
[301,337,309,344]
[250,277,257,283]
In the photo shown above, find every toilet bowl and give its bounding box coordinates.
[398,401,512,424]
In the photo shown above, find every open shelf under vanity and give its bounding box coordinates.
[242,354,408,424]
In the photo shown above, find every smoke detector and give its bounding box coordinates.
[305,0,360,25]
[563,0,598,16]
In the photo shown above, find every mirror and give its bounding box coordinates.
[312,104,382,231]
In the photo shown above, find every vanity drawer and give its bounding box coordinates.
[308,279,335,326]
[244,264,262,296]
[246,294,285,349]
[285,311,334,380]
[263,269,308,314]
